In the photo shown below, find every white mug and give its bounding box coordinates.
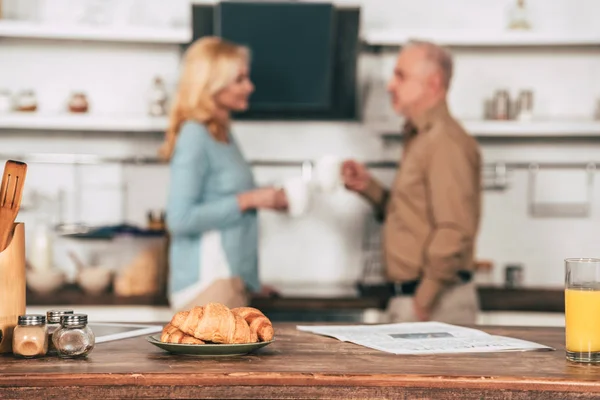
[282,176,312,217]
[314,155,342,193]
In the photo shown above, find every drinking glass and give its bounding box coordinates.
[565,258,600,363]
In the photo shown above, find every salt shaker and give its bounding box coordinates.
[12,315,48,358]
[46,309,74,355]
[53,314,95,358]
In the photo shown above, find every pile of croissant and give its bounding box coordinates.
[161,303,274,345]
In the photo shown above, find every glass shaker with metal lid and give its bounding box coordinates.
[52,314,95,358]
[12,315,48,358]
[46,309,74,355]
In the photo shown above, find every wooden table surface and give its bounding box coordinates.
[0,324,597,399]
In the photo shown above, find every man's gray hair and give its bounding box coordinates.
[405,40,453,90]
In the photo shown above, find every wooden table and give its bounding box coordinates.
[0,324,597,399]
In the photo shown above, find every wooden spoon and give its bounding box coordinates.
[0,160,27,252]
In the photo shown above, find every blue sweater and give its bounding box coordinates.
[166,121,259,303]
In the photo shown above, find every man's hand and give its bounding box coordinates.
[413,299,431,321]
[341,160,371,193]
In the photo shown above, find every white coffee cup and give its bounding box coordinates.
[282,176,312,217]
[314,155,343,193]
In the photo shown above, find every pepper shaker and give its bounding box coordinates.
[46,309,74,355]
[53,314,95,358]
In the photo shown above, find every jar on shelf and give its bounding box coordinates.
[68,92,89,113]
[46,309,74,355]
[508,0,531,30]
[474,260,494,286]
[505,263,524,288]
[147,209,166,231]
[15,89,37,112]
[12,315,48,358]
[0,90,12,113]
[148,76,168,117]
[491,90,511,120]
[53,314,95,358]
[515,90,534,121]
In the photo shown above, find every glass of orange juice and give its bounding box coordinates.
[565,258,600,363]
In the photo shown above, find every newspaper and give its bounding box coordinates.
[296,322,554,355]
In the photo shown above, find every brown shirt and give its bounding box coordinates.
[362,101,481,309]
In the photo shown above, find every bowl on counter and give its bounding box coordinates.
[77,267,113,295]
[26,268,66,294]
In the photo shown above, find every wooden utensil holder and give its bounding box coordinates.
[0,223,26,354]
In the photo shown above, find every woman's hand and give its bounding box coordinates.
[238,187,288,211]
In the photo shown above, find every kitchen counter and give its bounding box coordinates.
[27,285,565,313]
[251,285,565,313]
[0,324,596,399]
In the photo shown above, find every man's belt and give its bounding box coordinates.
[387,271,472,296]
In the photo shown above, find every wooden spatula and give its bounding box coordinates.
[0,161,27,252]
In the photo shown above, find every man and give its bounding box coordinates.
[343,41,482,324]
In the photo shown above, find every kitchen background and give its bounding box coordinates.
[0,0,598,324]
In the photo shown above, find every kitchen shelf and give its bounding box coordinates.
[363,29,600,47]
[0,20,191,44]
[373,120,600,138]
[0,113,168,132]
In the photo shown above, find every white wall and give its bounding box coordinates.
[2,0,600,291]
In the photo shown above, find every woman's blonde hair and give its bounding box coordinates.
[160,36,250,160]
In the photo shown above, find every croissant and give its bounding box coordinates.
[161,323,205,345]
[171,303,255,344]
[232,307,274,342]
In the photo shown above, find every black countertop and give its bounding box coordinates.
[26,285,565,313]
[250,285,565,313]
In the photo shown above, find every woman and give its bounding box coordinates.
[162,37,286,311]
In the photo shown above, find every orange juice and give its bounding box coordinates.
[565,288,600,352]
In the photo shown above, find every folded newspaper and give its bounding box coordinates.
[296,322,554,355]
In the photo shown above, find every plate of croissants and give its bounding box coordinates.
[147,303,275,356]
